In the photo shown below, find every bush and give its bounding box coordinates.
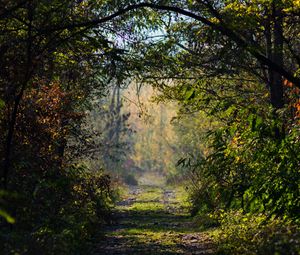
[211,210,300,255]
[123,174,138,186]
[186,106,300,220]
[0,165,116,255]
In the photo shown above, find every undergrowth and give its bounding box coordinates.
[199,210,300,255]
[0,166,118,255]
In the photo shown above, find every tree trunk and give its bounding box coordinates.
[263,2,284,139]
[1,1,34,188]
[2,91,24,188]
[269,1,284,109]
[270,0,284,109]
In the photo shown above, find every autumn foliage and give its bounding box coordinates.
[284,79,300,120]
[14,81,82,168]
[0,81,115,254]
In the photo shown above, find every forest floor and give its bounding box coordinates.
[92,181,215,255]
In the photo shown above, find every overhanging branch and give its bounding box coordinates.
[38,2,300,87]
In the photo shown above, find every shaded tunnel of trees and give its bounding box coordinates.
[0,1,299,254]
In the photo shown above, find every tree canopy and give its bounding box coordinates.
[0,0,299,254]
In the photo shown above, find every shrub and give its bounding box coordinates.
[211,211,300,255]
[0,165,115,255]
[123,173,138,186]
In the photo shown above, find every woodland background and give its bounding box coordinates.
[0,1,299,254]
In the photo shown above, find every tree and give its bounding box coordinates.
[0,0,125,187]
[2,1,299,187]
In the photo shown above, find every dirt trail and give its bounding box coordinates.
[92,185,215,255]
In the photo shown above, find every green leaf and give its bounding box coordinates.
[185,89,195,100]
[0,99,4,109]
[0,209,15,224]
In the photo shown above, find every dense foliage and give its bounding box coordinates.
[126,0,300,253]
[0,1,123,253]
[127,0,300,223]
[0,0,299,254]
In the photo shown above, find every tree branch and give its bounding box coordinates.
[37,2,300,87]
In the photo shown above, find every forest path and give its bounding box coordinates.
[92,185,215,255]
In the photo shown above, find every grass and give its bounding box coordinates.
[91,175,300,255]
[94,184,215,254]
